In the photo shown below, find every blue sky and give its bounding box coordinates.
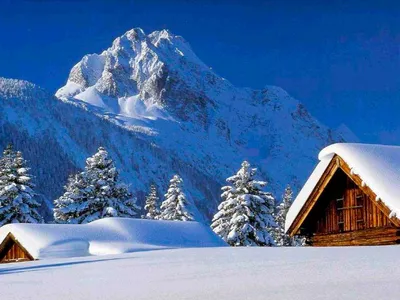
[1,0,400,143]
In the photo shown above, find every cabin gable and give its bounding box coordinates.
[0,233,34,263]
[288,155,400,246]
[301,168,395,235]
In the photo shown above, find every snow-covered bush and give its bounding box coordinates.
[211,161,275,246]
[53,147,140,223]
[143,184,160,219]
[271,185,305,246]
[159,175,194,221]
[0,144,43,225]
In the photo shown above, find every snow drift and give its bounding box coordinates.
[0,217,226,259]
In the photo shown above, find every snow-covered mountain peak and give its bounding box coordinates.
[56,28,224,123]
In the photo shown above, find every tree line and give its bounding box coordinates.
[0,145,303,246]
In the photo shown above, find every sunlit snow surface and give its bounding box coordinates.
[1,246,399,300]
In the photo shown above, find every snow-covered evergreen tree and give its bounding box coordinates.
[159,175,194,221]
[54,147,140,224]
[143,184,160,219]
[0,144,43,225]
[211,161,275,246]
[272,185,305,246]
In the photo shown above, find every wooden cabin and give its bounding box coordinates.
[285,143,400,246]
[0,233,34,263]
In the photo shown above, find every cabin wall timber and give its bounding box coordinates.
[302,169,393,235]
[0,233,34,263]
[289,155,400,246]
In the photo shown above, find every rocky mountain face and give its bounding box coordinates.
[0,28,345,221]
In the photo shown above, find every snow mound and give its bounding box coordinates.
[285,143,400,232]
[0,217,226,259]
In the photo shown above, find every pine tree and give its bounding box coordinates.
[54,147,140,224]
[211,161,275,246]
[0,144,43,225]
[143,184,160,219]
[272,185,305,246]
[159,175,194,221]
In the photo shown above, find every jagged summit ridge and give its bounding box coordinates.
[56,28,218,124]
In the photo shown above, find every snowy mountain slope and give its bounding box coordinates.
[1,246,399,300]
[0,78,221,221]
[57,28,345,199]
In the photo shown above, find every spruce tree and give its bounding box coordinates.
[54,147,140,224]
[159,175,194,221]
[272,185,305,246]
[0,144,43,225]
[143,184,160,219]
[211,161,275,246]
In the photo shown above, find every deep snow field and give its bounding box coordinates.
[1,246,399,300]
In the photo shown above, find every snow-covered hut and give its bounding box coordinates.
[0,218,226,263]
[285,143,400,246]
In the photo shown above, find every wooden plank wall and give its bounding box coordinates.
[1,242,30,263]
[311,169,393,235]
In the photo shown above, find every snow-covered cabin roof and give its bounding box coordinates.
[0,218,226,259]
[285,143,400,233]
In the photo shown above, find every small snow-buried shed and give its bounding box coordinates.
[0,233,34,263]
[0,218,226,263]
[285,143,400,246]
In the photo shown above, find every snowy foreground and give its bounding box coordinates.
[1,246,399,300]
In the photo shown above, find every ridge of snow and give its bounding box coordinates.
[0,217,226,259]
